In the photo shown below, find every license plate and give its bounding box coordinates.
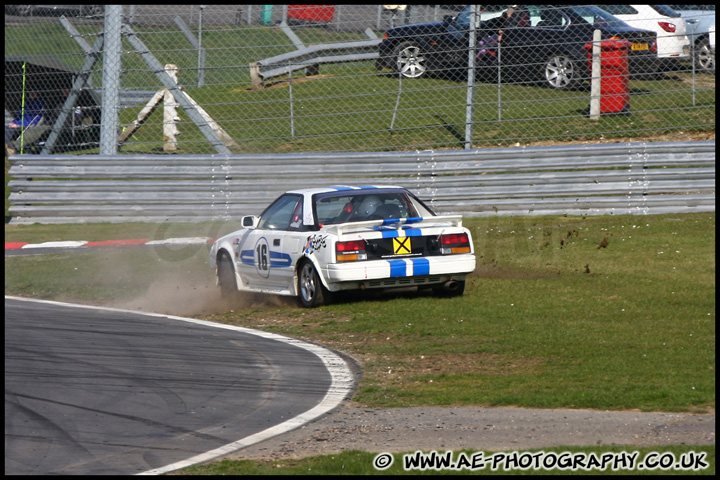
[631,42,649,51]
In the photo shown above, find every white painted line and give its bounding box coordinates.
[21,241,89,249]
[5,296,355,476]
[145,237,212,246]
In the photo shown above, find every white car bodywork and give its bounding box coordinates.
[669,5,715,74]
[601,5,690,63]
[209,185,476,307]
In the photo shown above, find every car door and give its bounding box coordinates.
[500,7,574,78]
[236,194,305,291]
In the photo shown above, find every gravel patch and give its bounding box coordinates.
[226,404,715,461]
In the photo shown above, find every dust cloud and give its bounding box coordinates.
[104,262,295,317]
[93,243,296,318]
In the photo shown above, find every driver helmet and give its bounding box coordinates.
[357,195,383,216]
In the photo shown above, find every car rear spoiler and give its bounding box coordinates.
[325,215,465,237]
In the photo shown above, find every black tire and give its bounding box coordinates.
[217,252,237,298]
[297,260,332,308]
[696,37,715,75]
[394,41,427,79]
[543,53,580,90]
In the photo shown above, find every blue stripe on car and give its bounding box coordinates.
[412,258,430,276]
[240,249,254,265]
[381,229,422,238]
[239,249,291,268]
[269,250,292,268]
[388,259,406,277]
[388,258,431,277]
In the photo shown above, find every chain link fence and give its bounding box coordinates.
[4,4,716,155]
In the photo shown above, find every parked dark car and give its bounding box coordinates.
[376,4,659,90]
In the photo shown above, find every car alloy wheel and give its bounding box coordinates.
[544,54,578,90]
[298,260,330,308]
[696,38,715,75]
[394,42,427,79]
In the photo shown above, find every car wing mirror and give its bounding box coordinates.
[242,215,258,229]
[444,15,454,25]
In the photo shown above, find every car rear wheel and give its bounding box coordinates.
[543,54,580,90]
[217,252,237,298]
[298,260,332,308]
[394,41,427,79]
[696,37,715,75]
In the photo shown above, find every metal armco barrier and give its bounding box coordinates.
[7,141,715,224]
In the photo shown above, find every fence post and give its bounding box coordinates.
[464,5,477,150]
[589,29,602,120]
[99,5,122,155]
[163,64,180,152]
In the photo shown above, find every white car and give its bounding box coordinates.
[670,4,715,74]
[601,5,691,69]
[209,186,476,307]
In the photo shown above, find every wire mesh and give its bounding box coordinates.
[4,4,716,155]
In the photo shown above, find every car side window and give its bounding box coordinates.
[529,7,569,29]
[258,194,303,231]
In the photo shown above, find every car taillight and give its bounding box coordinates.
[336,240,367,262]
[439,233,471,255]
[658,21,676,33]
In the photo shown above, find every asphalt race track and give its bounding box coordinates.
[4,296,354,475]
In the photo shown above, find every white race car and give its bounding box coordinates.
[209,185,476,307]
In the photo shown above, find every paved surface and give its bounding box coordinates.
[4,297,353,475]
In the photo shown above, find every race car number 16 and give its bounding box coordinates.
[255,237,271,278]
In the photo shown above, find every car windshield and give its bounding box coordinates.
[314,191,432,225]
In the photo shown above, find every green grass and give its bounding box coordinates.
[5,213,715,413]
[4,214,715,475]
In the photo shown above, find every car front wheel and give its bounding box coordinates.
[543,54,579,90]
[217,252,237,298]
[298,260,332,308]
[394,41,427,79]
